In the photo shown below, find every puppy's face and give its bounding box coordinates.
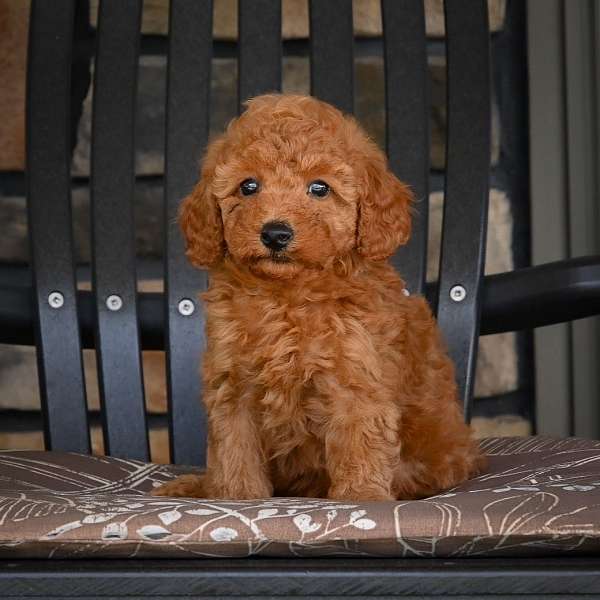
[213,131,360,278]
[180,95,413,279]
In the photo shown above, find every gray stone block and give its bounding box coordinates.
[0,344,39,411]
[72,56,168,177]
[69,181,164,263]
[0,196,28,263]
[210,58,239,136]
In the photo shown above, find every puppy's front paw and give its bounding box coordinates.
[151,474,206,498]
[215,480,274,500]
[327,484,394,502]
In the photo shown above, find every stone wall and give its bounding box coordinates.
[0,0,531,462]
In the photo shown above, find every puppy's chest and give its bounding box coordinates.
[234,297,339,384]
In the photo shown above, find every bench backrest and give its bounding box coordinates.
[26,0,490,464]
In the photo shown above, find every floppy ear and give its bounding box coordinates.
[357,154,413,261]
[179,177,225,269]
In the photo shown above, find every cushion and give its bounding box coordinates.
[1,436,600,559]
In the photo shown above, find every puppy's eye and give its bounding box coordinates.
[240,178,260,196]
[307,180,330,198]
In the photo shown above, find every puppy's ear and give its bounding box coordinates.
[357,152,413,261]
[179,177,224,269]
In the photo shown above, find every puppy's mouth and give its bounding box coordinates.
[266,251,292,264]
[252,251,293,265]
[248,251,299,279]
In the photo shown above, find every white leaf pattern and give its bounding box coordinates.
[293,514,322,533]
[209,527,238,541]
[102,522,128,540]
[352,518,376,530]
[137,525,172,540]
[158,510,182,525]
[349,510,367,523]
[82,513,117,524]
[186,508,220,516]
[257,508,278,518]
[44,521,82,539]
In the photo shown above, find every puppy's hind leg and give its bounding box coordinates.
[151,473,209,498]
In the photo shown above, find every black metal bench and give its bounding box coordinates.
[2,0,600,596]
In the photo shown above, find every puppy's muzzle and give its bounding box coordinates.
[260,221,294,251]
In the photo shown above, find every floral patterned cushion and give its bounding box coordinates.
[1,436,600,559]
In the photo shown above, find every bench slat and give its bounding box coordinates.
[309,0,354,113]
[164,0,213,466]
[239,0,282,109]
[26,0,90,453]
[436,0,491,418]
[382,0,430,294]
[91,0,149,459]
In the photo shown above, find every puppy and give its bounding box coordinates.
[153,94,483,501]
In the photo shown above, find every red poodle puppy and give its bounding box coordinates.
[153,94,483,501]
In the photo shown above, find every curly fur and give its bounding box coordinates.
[153,94,484,501]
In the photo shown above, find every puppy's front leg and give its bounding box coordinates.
[204,382,273,499]
[153,383,272,500]
[324,386,401,501]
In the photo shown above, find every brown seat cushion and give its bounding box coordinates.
[1,436,599,559]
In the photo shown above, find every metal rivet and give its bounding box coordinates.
[106,294,123,311]
[178,298,195,316]
[48,291,64,309]
[450,285,467,302]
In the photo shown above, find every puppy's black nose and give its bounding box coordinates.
[260,221,294,251]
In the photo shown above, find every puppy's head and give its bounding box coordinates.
[180,94,412,279]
